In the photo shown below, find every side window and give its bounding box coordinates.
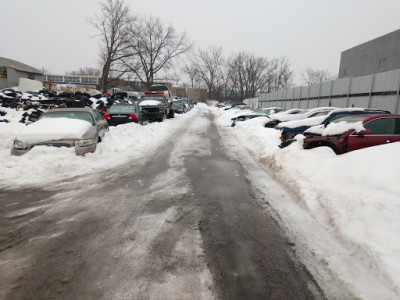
[327,114,348,123]
[364,118,396,134]
[93,110,104,122]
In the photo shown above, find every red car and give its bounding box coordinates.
[303,114,400,154]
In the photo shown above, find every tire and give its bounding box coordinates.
[168,109,175,119]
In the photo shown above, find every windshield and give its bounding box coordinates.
[41,111,95,125]
[109,105,137,113]
[309,111,330,117]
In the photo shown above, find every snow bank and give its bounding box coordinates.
[212,105,400,298]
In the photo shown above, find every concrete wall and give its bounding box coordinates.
[339,29,400,79]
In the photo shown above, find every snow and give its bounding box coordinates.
[139,100,162,106]
[213,105,400,299]
[277,115,327,128]
[16,118,92,143]
[1,104,400,298]
[305,120,366,135]
[0,107,195,187]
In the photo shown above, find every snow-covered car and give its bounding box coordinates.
[263,108,305,127]
[148,84,172,99]
[264,107,334,128]
[139,94,174,121]
[278,107,391,148]
[230,107,284,127]
[303,114,400,154]
[12,107,108,156]
[110,91,139,102]
[265,107,336,128]
[224,102,247,110]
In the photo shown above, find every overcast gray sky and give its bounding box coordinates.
[1,0,399,85]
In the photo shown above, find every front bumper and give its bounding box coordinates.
[12,139,97,156]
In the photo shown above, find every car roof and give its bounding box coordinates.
[356,113,399,123]
[111,103,137,106]
[45,107,94,113]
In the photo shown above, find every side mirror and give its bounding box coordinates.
[357,129,372,135]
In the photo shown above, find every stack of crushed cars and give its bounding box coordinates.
[0,88,112,123]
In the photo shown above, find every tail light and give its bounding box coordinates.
[144,91,164,95]
[104,114,110,120]
[129,114,138,120]
[168,90,171,98]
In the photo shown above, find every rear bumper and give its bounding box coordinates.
[143,111,165,120]
[107,119,139,126]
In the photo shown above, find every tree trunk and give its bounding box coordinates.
[100,60,111,94]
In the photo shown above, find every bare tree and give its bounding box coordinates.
[192,46,224,99]
[182,62,199,88]
[266,57,293,92]
[89,0,132,93]
[301,68,336,85]
[227,52,274,100]
[163,71,181,86]
[121,15,191,89]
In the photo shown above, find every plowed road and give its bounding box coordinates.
[1,108,326,299]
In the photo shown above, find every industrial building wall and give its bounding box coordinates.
[246,69,400,114]
[0,68,44,89]
[339,29,400,79]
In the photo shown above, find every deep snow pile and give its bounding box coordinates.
[213,106,400,299]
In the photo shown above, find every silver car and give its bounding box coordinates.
[12,107,108,156]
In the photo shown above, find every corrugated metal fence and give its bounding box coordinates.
[245,69,400,114]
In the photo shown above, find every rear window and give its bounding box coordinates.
[149,85,168,92]
[109,105,137,113]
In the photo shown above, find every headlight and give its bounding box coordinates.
[13,140,28,150]
[74,138,96,147]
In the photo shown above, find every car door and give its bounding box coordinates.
[347,117,400,152]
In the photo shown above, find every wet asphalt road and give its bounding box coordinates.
[0,108,325,299]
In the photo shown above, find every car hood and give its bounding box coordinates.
[16,118,93,144]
